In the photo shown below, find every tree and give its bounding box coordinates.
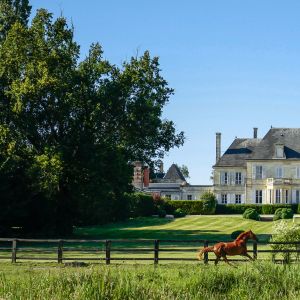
[176,164,190,178]
[0,3,184,235]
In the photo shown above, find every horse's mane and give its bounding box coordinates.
[235,231,249,241]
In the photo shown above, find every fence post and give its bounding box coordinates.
[154,240,159,265]
[105,240,111,265]
[204,240,209,264]
[57,240,63,264]
[11,239,17,263]
[253,241,257,260]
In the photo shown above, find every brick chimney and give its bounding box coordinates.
[216,132,221,163]
[143,167,150,187]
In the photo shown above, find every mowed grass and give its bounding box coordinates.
[74,215,286,242]
[1,262,300,299]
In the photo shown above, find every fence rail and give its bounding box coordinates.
[0,238,299,264]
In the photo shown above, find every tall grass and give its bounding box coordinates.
[0,262,300,299]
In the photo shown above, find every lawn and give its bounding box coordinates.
[0,262,300,299]
[74,215,285,242]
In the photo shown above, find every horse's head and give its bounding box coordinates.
[248,230,258,242]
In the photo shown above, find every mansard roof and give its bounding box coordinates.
[163,164,186,182]
[214,128,300,168]
[250,128,300,160]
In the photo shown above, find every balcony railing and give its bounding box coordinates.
[267,178,292,185]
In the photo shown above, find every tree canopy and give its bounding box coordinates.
[0,1,184,235]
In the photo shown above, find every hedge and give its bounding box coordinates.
[216,204,298,214]
[165,200,215,215]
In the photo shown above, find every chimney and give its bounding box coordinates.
[253,127,258,139]
[143,167,150,187]
[216,132,221,163]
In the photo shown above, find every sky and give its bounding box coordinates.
[30,0,300,184]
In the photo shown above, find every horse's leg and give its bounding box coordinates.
[242,253,254,261]
[214,255,221,265]
[222,254,237,267]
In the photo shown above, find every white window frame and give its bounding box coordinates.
[296,190,300,204]
[235,194,241,204]
[275,189,281,204]
[255,166,263,180]
[221,194,227,204]
[276,166,283,178]
[296,167,300,179]
[235,172,242,185]
[255,190,262,204]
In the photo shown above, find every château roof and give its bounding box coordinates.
[214,128,300,168]
[164,164,186,182]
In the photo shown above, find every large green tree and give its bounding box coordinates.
[0,1,184,235]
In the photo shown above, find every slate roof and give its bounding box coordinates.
[214,128,300,168]
[163,164,186,182]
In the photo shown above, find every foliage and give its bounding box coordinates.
[216,204,298,215]
[176,164,189,178]
[157,208,167,218]
[273,208,294,221]
[165,200,214,215]
[173,208,186,218]
[231,230,244,240]
[0,1,184,234]
[127,193,155,217]
[200,192,217,214]
[271,221,300,263]
[243,208,260,221]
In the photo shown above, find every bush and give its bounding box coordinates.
[165,200,213,215]
[243,208,260,221]
[216,204,298,215]
[273,208,294,221]
[157,208,167,218]
[173,208,186,218]
[200,192,217,214]
[126,193,155,217]
[231,230,244,240]
[271,221,300,263]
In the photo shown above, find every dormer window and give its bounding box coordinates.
[275,144,284,158]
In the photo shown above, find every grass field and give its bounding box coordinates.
[74,215,283,242]
[0,216,294,263]
[0,262,300,299]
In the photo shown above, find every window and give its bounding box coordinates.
[255,166,263,179]
[221,172,228,185]
[275,189,281,204]
[296,167,300,179]
[235,194,241,204]
[165,195,171,200]
[269,190,272,204]
[296,191,300,204]
[187,195,192,200]
[285,190,288,204]
[221,194,227,204]
[275,144,284,158]
[255,190,262,204]
[276,167,283,178]
[235,172,242,185]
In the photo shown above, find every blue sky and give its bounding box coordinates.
[30,1,300,184]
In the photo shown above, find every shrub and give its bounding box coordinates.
[173,208,186,218]
[271,221,300,263]
[200,192,217,214]
[165,200,210,215]
[157,208,167,218]
[126,193,155,217]
[231,230,244,240]
[216,204,261,214]
[273,208,294,221]
[243,208,260,221]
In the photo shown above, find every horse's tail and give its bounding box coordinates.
[197,246,214,260]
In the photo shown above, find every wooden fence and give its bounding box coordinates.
[0,238,300,264]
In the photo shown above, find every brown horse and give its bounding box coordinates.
[197,230,258,265]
